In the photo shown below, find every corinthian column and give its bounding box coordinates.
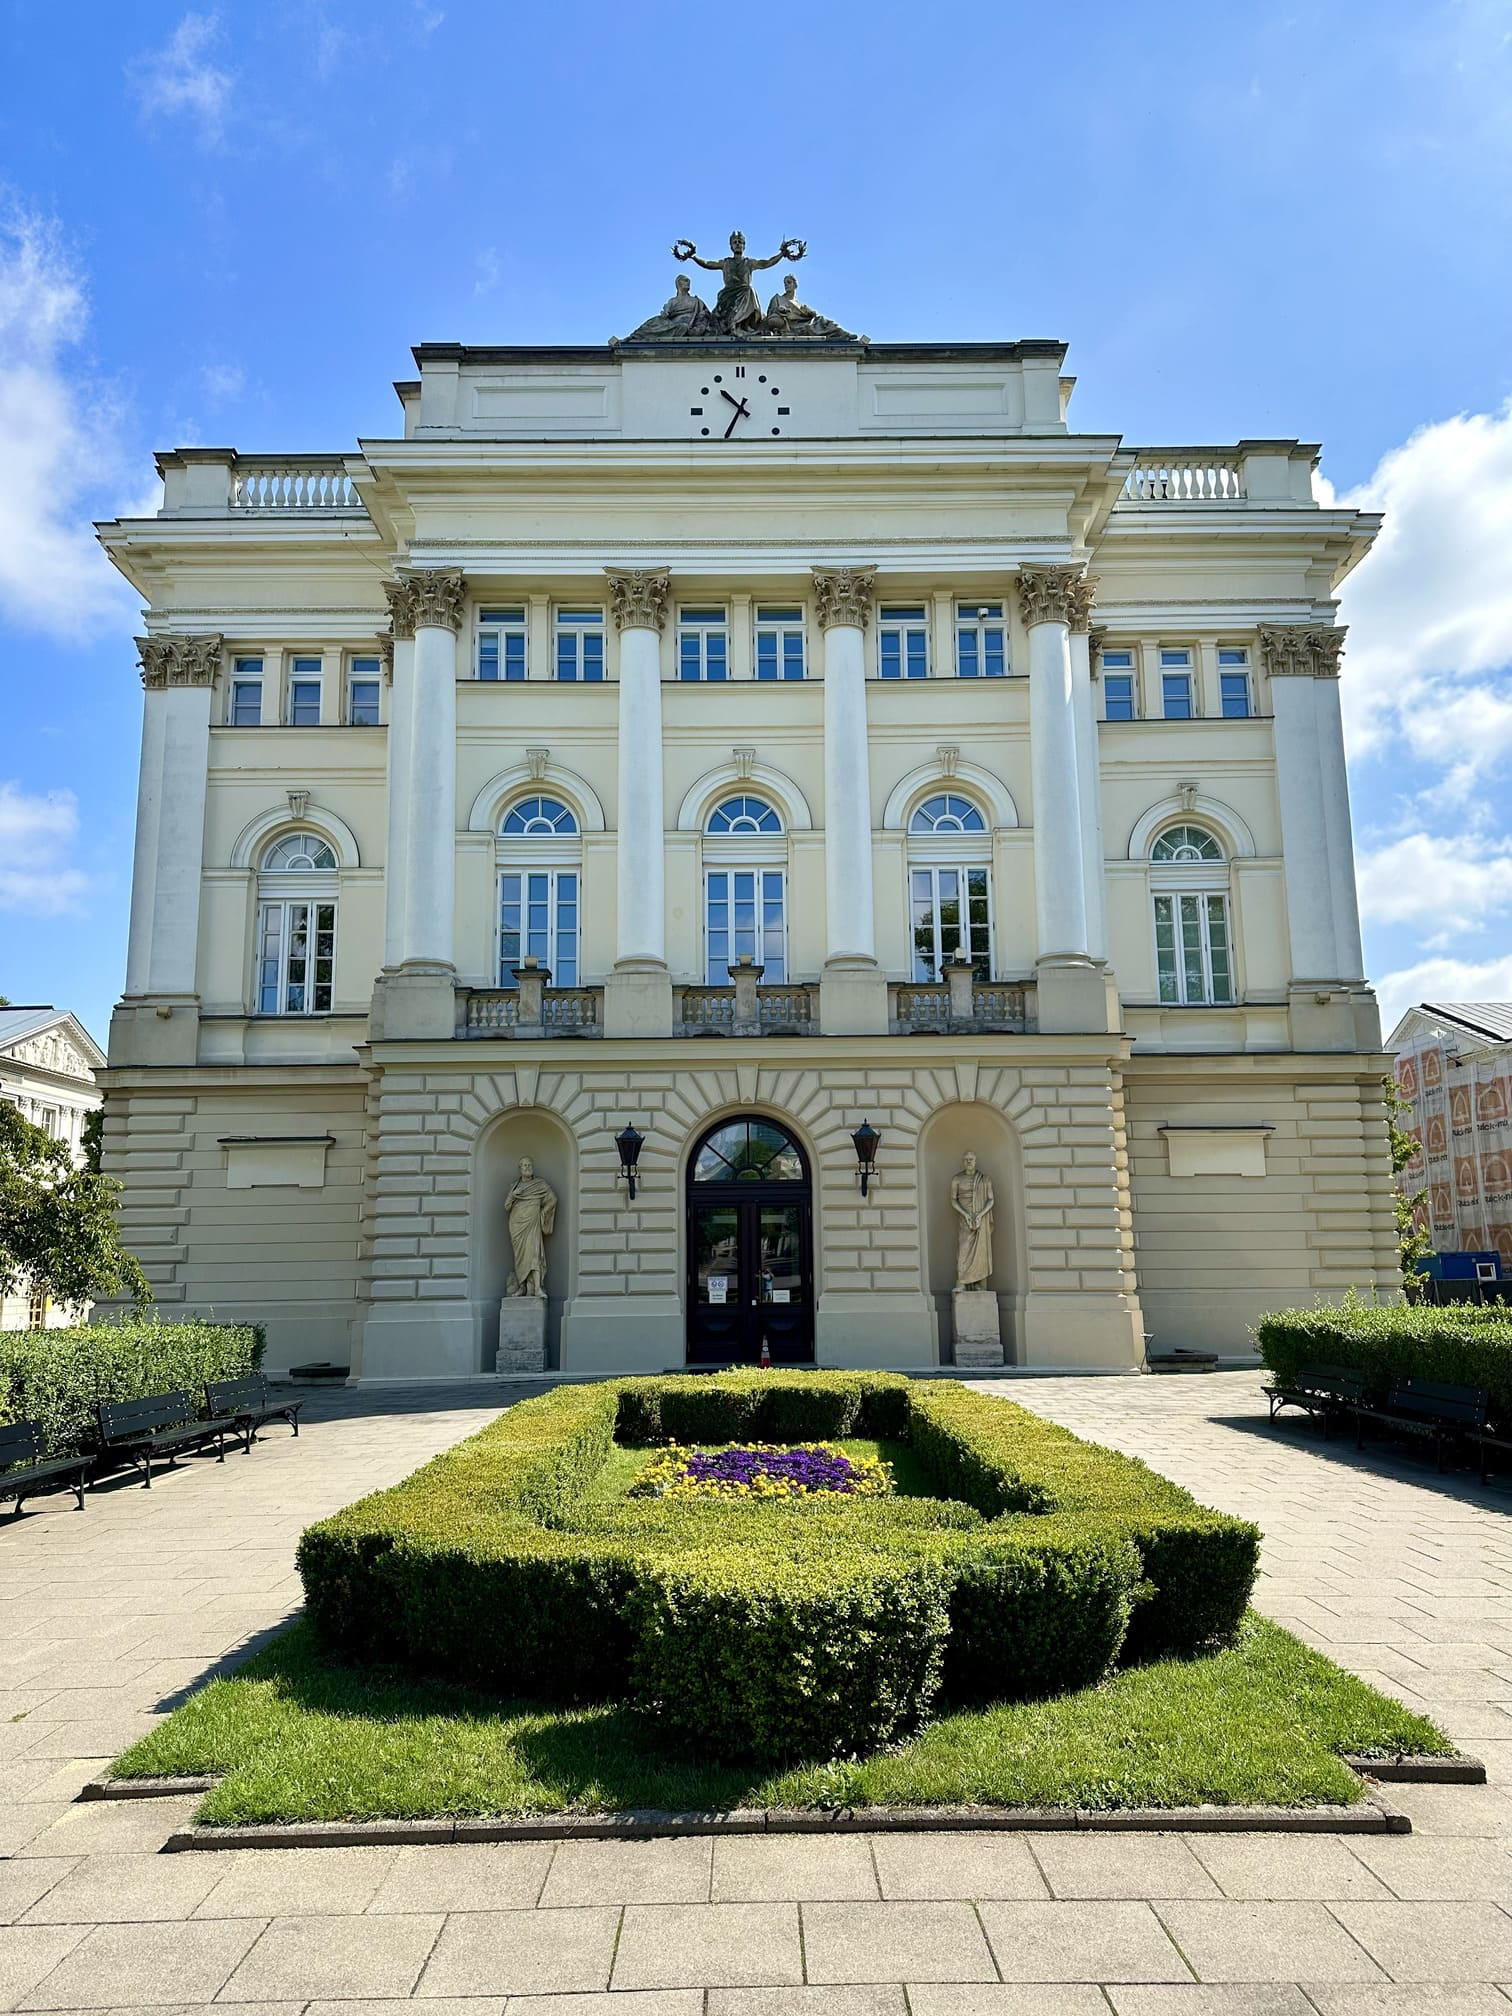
[1019,567,1112,1033]
[605,568,673,1037]
[814,566,887,1034]
[1065,575,1108,965]
[376,570,462,1039]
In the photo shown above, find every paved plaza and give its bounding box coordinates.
[5,1370,1512,2011]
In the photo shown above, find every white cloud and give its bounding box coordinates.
[474,247,501,296]
[1332,402,1512,782]
[0,783,90,915]
[1375,953,1512,1048]
[128,13,232,145]
[0,204,134,640]
[1357,832,1512,930]
[199,360,245,403]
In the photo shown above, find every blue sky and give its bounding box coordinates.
[2,0,1511,1044]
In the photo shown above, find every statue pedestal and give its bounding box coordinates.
[952,1288,1004,1368]
[497,1297,547,1375]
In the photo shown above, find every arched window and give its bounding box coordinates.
[256,831,337,1015]
[1150,824,1233,1006]
[498,797,581,986]
[907,791,993,981]
[704,797,786,982]
[708,794,782,835]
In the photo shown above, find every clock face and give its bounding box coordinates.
[688,366,791,439]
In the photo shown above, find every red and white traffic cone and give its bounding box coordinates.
[758,1334,772,1370]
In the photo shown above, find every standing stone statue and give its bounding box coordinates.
[951,1151,995,1290]
[763,272,856,340]
[505,1157,558,1299]
[674,230,807,336]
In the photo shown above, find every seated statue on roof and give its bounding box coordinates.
[623,272,715,342]
[763,272,856,340]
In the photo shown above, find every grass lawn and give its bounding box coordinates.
[114,1612,1451,1827]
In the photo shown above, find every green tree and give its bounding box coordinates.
[0,1103,150,1314]
[80,1106,103,1175]
[1383,1074,1432,1301]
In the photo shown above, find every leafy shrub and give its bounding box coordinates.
[629,1551,952,1762]
[1258,1303,1512,1428]
[297,1372,1256,1760]
[0,1318,264,1457]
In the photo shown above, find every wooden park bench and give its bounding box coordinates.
[95,1390,238,1489]
[1469,1418,1512,1485]
[1264,1363,1371,1435]
[205,1373,303,1451]
[1353,1376,1489,1472]
[0,1421,90,1517]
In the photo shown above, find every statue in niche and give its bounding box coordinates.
[673,229,807,336]
[950,1151,995,1291]
[763,272,856,341]
[505,1157,558,1299]
[623,272,714,342]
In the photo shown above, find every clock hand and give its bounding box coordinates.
[719,389,744,409]
[722,395,752,440]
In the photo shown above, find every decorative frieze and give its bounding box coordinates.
[1258,624,1347,680]
[136,635,222,689]
[606,567,671,633]
[1016,566,1093,631]
[385,569,465,637]
[811,565,876,630]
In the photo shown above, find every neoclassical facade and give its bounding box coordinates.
[0,1007,105,1329]
[95,289,1398,1375]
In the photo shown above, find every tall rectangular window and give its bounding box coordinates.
[1102,648,1136,721]
[956,600,1006,678]
[289,657,322,726]
[754,605,805,680]
[555,608,605,681]
[348,656,382,725]
[678,607,729,682]
[230,657,263,725]
[1219,647,1252,718]
[256,900,336,1013]
[1153,892,1233,1005]
[878,605,929,678]
[1160,650,1193,719]
[478,607,527,681]
[910,865,991,981]
[499,869,579,987]
[705,868,786,982]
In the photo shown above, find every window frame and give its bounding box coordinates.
[347,655,382,726]
[287,656,323,727]
[754,604,806,681]
[478,606,528,682]
[677,605,730,683]
[954,599,1007,679]
[1159,647,1194,720]
[909,860,994,982]
[1100,648,1136,722]
[877,604,930,679]
[229,656,264,726]
[703,864,788,983]
[254,830,339,1016]
[1149,823,1234,1007]
[496,796,584,986]
[1218,647,1252,719]
[553,606,606,682]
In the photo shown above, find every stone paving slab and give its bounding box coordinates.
[6,1373,1512,2003]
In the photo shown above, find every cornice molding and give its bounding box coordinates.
[812,565,877,630]
[137,634,222,689]
[385,569,465,638]
[1258,623,1346,680]
[1016,566,1092,630]
[605,567,670,632]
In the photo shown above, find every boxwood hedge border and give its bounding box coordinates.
[1257,1303,1512,1428]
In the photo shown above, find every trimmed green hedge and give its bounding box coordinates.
[1257,1303,1512,1430]
[297,1372,1258,1763]
[0,1318,265,1457]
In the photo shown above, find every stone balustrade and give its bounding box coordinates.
[1120,451,1246,503]
[891,981,1033,1035]
[461,987,602,1037]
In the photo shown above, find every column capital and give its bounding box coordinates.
[606,567,671,632]
[1088,625,1106,677]
[811,565,876,631]
[377,631,394,684]
[1258,624,1346,680]
[385,569,465,639]
[1016,566,1095,631]
[136,635,222,689]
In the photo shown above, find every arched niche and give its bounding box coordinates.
[472,1109,578,1369]
[917,1102,1025,1365]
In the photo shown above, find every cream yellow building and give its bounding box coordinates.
[95,257,1399,1377]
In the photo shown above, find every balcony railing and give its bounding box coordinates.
[462,987,601,1037]
[891,980,1033,1035]
[1119,451,1245,504]
[676,984,818,1036]
[231,458,361,510]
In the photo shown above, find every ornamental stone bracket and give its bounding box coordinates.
[1016,567,1097,632]
[377,632,394,683]
[812,565,876,630]
[1088,625,1106,678]
[1258,624,1347,680]
[384,569,465,639]
[606,567,671,632]
[137,634,222,689]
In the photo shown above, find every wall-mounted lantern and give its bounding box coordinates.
[615,1123,645,1201]
[851,1119,881,1198]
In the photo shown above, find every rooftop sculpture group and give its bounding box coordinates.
[618,232,859,344]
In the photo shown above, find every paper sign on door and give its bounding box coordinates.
[708,1276,728,1305]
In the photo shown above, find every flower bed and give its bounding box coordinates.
[297,1372,1262,1764]
[634,1440,892,1499]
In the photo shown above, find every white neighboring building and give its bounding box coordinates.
[0,1007,106,1329]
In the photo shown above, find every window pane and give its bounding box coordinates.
[231,682,262,726]
[290,681,320,725]
[1102,650,1133,669]
[906,632,927,677]
[1218,648,1248,665]
[1153,895,1178,1004]
[349,679,380,725]
[478,633,500,680]
[1179,893,1206,1001]
[1163,674,1192,719]
[958,632,979,677]
[1221,673,1250,718]
[1160,649,1191,667]
[1206,895,1233,1003]
[1104,675,1134,721]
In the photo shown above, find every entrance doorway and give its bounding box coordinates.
[686,1116,814,1365]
